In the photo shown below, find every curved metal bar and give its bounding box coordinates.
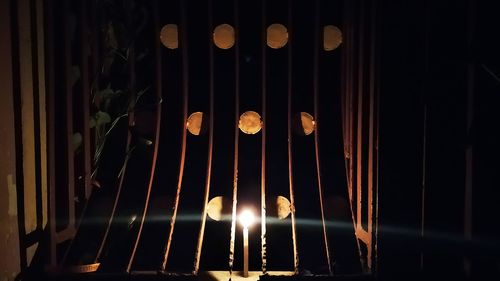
[126,0,163,272]
[313,0,333,275]
[94,30,137,267]
[260,0,267,274]
[228,0,240,277]
[193,0,215,274]
[287,0,299,274]
[161,0,189,271]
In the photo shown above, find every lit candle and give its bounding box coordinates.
[239,209,255,278]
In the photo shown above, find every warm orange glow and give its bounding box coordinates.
[239,111,262,134]
[323,25,342,51]
[160,24,178,49]
[186,112,205,136]
[213,24,235,49]
[267,23,288,49]
[239,209,255,229]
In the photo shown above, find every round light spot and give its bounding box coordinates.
[160,24,178,49]
[186,112,206,136]
[239,111,262,134]
[207,196,232,221]
[213,24,235,49]
[275,196,291,219]
[323,25,342,51]
[267,23,288,49]
[293,112,315,136]
[265,196,291,219]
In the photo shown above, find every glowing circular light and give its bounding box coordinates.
[239,111,262,134]
[213,24,235,49]
[160,24,178,49]
[275,196,291,219]
[323,25,342,51]
[239,209,255,229]
[186,112,205,136]
[207,196,232,221]
[294,112,315,135]
[265,196,291,219]
[267,23,288,49]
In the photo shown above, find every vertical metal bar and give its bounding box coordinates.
[346,0,354,214]
[464,0,475,276]
[260,0,267,274]
[345,0,363,265]
[356,0,365,234]
[193,0,215,274]
[44,0,57,266]
[420,106,427,269]
[367,0,376,269]
[287,0,299,274]
[313,0,333,275]
[228,0,240,276]
[29,0,43,233]
[80,0,92,200]
[339,3,347,157]
[62,0,76,230]
[10,0,28,271]
[127,0,163,273]
[420,0,431,271]
[373,0,382,273]
[162,0,189,270]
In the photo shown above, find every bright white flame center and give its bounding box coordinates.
[239,209,255,229]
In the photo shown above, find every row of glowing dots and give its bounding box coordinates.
[161,23,342,50]
[186,111,315,136]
